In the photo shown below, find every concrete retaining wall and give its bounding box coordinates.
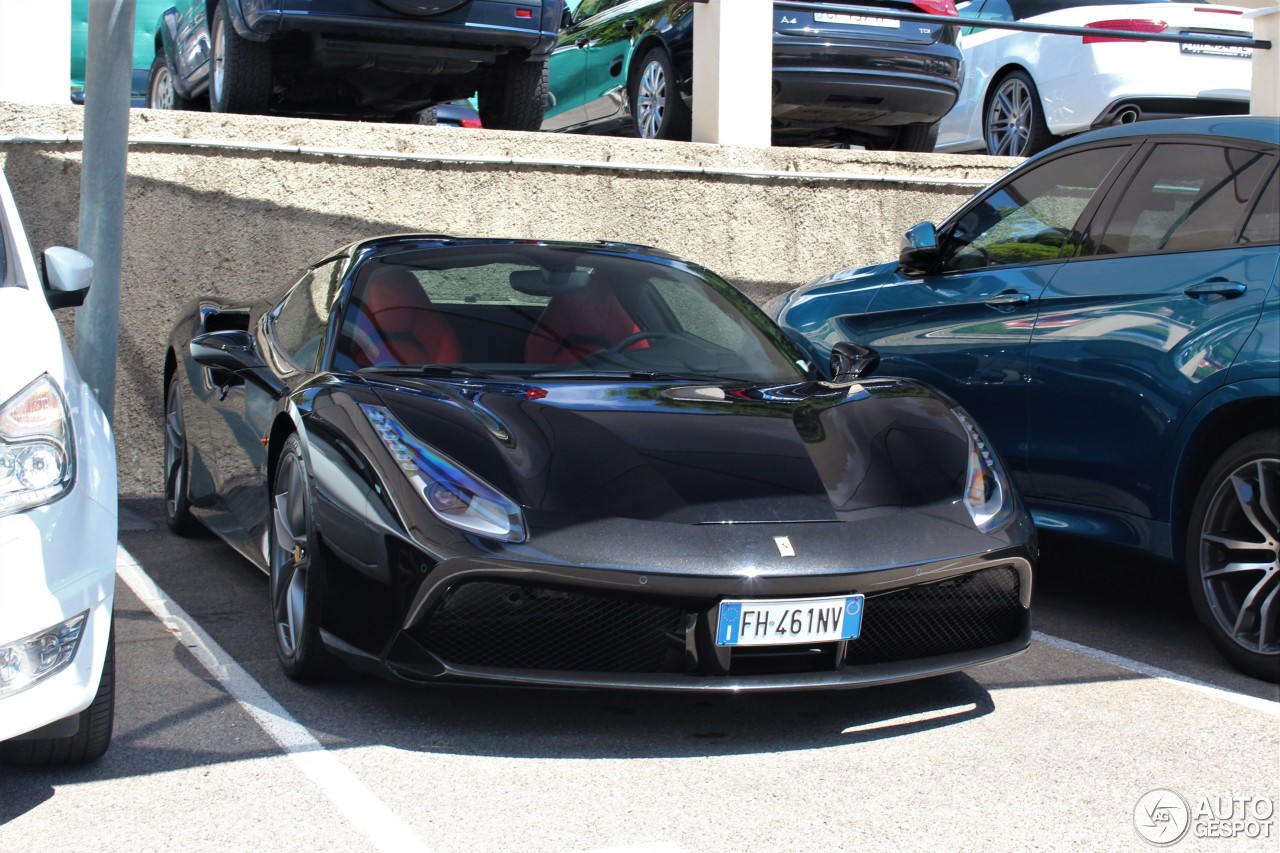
[0,102,1016,496]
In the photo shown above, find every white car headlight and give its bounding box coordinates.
[953,408,1014,533]
[361,404,526,542]
[0,374,75,517]
[0,611,87,697]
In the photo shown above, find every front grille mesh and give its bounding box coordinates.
[415,582,686,672]
[845,566,1023,665]
[413,566,1024,676]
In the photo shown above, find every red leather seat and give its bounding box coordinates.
[525,278,641,365]
[350,270,461,367]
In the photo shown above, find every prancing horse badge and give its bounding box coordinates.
[774,536,796,557]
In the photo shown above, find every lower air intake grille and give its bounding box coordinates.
[416,582,686,672]
[844,566,1023,665]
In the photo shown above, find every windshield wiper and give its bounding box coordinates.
[530,370,755,384]
[359,365,492,379]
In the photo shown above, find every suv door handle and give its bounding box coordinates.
[1185,279,1246,299]
[985,291,1032,308]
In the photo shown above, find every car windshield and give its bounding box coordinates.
[334,244,814,384]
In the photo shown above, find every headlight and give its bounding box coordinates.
[0,374,75,517]
[953,408,1013,533]
[0,611,87,697]
[360,404,526,542]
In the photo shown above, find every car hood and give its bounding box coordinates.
[771,260,899,361]
[364,375,973,527]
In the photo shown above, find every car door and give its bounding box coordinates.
[849,142,1132,489]
[543,1,598,129]
[171,0,210,88]
[1025,139,1278,522]
[204,259,345,554]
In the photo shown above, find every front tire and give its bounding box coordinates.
[1186,429,1280,682]
[209,2,272,114]
[270,434,336,681]
[984,70,1056,157]
[1,620,115,766]
[478,56,548,131]
[629,47,691,142]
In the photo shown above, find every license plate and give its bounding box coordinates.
[1180,37,1251,58]
[815,12,900,29]
[717,595,865,647]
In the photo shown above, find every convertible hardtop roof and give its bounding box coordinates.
[342,235,687,264]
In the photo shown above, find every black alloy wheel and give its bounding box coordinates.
[209,1,272,114]
[164,373,199,536]
[269,433,336,680]
[984,70,1056,157]
[1187,429,1280,682]
[629,47,690,142]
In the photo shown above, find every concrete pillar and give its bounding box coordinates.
[1246,7,1279,116]
[692,0,772,147]
[0,0,72,104]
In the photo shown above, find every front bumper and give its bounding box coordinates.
[0,496,116,741]
[335,546,1033,691]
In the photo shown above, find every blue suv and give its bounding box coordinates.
[772,117,1279,681]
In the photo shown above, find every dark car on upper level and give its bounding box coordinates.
[144,0,562,129]
[771,117,1279,681]
[542,0,963,151]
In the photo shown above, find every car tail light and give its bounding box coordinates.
[912,0,958,15]
[460,117,483,129]
[1083,19,1168,44]
[515,7,531,18]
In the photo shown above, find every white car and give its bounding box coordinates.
[937,0,1254,156]
[0,173,118,765]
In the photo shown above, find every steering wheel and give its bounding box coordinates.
[605,331,678,353]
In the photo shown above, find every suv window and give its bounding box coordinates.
[574,0,622,22]
[940,145,1127,271]
[1096,144,1272,256]
[1240,167,1280,245]
[271,258,345,371]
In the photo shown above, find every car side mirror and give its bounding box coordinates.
[191,330,288,396]
[898,221,941,278]
[561,4,573,29]
[41,247,93,310]
[830,342,880,383]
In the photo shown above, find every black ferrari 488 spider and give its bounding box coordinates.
[164,236,1035,689]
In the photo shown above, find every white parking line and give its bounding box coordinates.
[1033,631,1280,716]
[115,545,430,853]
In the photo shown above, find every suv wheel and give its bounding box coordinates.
[478,56,548,131]
[146,54,193,110]
[209,2,272,114]
[1186,429,1280,682]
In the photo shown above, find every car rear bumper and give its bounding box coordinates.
[773,66,961,128]
[333,546,1034,691]
[245,1,559,57]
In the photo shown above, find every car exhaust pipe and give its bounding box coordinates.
[1115,106,1141,125]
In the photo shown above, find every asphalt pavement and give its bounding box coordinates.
[1,499,1276,852]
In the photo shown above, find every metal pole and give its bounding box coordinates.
[75,0,136,424]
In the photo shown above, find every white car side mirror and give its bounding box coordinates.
[41,247,93,309]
